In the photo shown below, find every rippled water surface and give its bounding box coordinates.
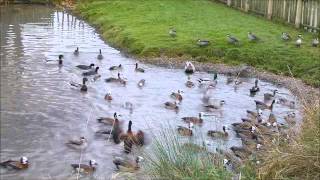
[0,5,301,180]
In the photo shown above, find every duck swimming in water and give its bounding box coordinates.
[264,89,277,101]
[113,156,144,172]
[70,77,88,92]
[97,112,120,126]
[66,136,88,150]
[109,64,122,71]
[135,63,145,73]
[58,55,63,65]
[255,99,275,111]
[170,90,183,102]
[0,157,29,170]
[82,67,99,76]
[250,79,260,94]
[184,61,195,74]
[164,101,179,110]
[204,100,225,110]
[104,91,112,101]
[177,122,193,136]
[185,76,195,88]
[137,79,146,88]
[182,112,204,125]
[207,126,229,139]
[74,47,79,56]
[71,160,97,174]
[76,63,94,70]
[97,49,103,60]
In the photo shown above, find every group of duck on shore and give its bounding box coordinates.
[169,27,319,47]
[1,45,298,175]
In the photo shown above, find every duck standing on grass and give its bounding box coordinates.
[248,32,259,42]
[281,32,291,41]
[184,61,195,74]
[169,28,176,38]
[0,157,29,170]
[296,34,303,47]
[71,160,97,174]
[227,34,239,45]
[97,49,103,60]
[312,37,319,47]
[197,39,210,47]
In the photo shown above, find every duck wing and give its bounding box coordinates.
[76,65,90,70]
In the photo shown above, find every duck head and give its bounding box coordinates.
[113,112,117,118]
[99,49,102,54]
[90,63,95,68]
[80,137,86,143]
[220,100,225,106]
[223,159,230,166]
[251,126,256,132]
[89,160,98,167]
[58,55,64,60]
[135,63,138,68]
[199,112,204,118]
[128,120,133,132]
[95,67,100,72]
[136,156,144,163]
[117,73,121,79]
[256,143,262,150]
[20,157,28,165]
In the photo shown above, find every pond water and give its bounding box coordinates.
[0,5,301,180]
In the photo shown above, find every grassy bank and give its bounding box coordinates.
[76,0,319,86]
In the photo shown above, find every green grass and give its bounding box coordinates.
[76,0,319,86]
[143,128,231,179]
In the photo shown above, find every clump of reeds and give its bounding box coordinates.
[143,128,231,179]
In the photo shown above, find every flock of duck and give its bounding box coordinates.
[1,39,300,175]
[169,28,319,47]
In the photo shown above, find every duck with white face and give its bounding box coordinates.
[184,61,195,74]
[71,160,98,174]
[0,156,29,170]
[66,136,88,150]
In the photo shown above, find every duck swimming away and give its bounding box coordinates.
[97,49,103,60]
[73,47,79,56]
[71,160,97,174]
[65,136,88,150]
[0,157,29,170]
[76,63,94,70]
